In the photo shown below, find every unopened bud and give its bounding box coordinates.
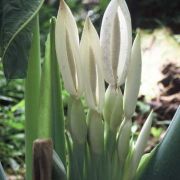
[103,85,123,132]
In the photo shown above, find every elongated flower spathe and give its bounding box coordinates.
[132,111,153,169]
[100,0,132,86]
[124,33,142,119]
[55,0,83,97]
[80,17,105,113]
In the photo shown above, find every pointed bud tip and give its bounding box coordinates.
[84,15,92,31]
[134,30,141,44]
[60,0,67,11]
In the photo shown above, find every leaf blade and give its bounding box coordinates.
[136,107,180,180]
[1,0,44,79]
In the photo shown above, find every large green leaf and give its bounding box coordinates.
[136,106,180,180]
[0,0,44,79]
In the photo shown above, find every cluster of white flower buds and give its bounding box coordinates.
[55,1,153,177]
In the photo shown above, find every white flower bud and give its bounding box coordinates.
[131,111,153,178]
[80,17,105,113]
[124,33,142,119]
[55,0,83,97]
[100,0,132,86]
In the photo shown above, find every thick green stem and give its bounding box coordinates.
[25,15,41,180]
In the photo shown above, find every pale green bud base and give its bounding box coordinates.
[66,96,88,180]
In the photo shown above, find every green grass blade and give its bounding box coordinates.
[25,15,41,180]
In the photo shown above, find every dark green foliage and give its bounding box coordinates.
[0,101,25,173]
[0,0,44,79]
[0,64,25,173]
